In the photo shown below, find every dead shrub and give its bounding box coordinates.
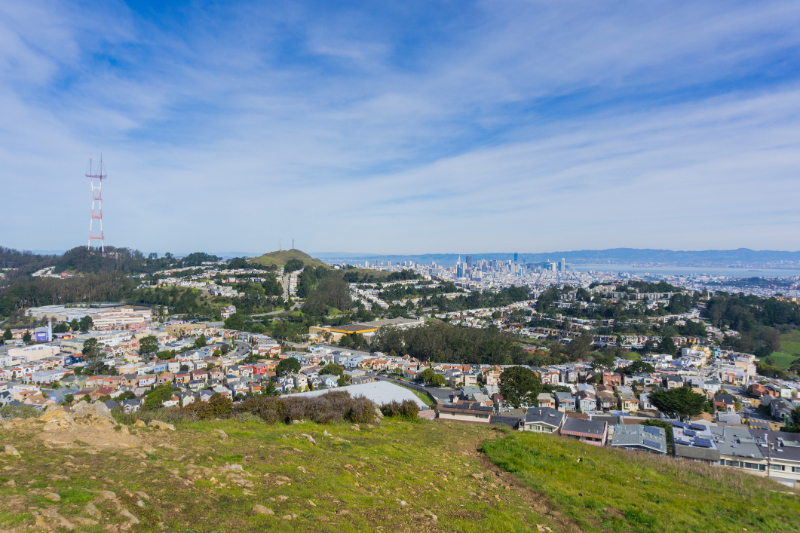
[380,399,420,419]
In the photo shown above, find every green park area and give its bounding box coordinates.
[769,329,800,369]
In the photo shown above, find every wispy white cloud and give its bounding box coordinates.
[0,0,799,253]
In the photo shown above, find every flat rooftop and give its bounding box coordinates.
[288,381,429,410]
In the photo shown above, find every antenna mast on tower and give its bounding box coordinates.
[86,154,107,252]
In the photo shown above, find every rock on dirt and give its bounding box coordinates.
[4,444,20,456]
[149,420,176,431]
[45,492,61,502]
[252,504,274,515]
[37,403,142,450]
[298,433,317,445]
[213,429,229,440]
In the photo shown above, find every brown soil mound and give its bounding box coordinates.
[36,403,141,449]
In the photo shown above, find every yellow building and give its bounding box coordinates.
[308,324,379,343]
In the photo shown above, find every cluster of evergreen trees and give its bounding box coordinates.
[372,322,529,365]
[428,285,529,313]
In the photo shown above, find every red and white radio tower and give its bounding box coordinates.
[86,154,107,252]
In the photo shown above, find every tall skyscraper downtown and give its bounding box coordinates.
[466,255,472,269]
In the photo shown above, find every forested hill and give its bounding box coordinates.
[0,247,56,269]
[0,246,222,276]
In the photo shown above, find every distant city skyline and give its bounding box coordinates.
[2,1,800,252]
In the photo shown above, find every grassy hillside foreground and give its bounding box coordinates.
[483,432,800,533]
[1,417,798,533]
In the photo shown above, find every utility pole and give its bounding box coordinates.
[766,432,772,478]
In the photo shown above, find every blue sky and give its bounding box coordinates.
[1,0,800,255]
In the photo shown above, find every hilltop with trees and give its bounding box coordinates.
[248,249,328,270]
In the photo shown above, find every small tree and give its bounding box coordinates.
[784,406,800,433]
[144,385,174,410]
[320,363,345,377]
[79,316,93,333]
[419,368,436,384]
[139,336,159,355]
[623,360,656,375]
[83,337,99,357]
[275,357,301,376]
[658,335,677,356]
[224,313,245,331]
[22,331,31,343]
[499,366,542,409]
[194,336,207,349]
[649,386,708,421]
[431,374,446,387]
[2,328,11,341]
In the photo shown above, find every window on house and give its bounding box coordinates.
[770,464,785,471]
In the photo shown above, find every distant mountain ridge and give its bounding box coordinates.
[313,248,800,266]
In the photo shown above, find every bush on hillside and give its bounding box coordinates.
[183,395,234,419]
[380,399,420,419]
[235,391,378,425]
[116,390,379,426]
[0,405,41,420]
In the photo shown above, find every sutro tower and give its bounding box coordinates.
[86,154,107,252]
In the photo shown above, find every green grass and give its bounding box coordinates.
[1,418,557,532]
[395,384,436,408]
[768,351,799,369]
[482,431,800,533]
[6,415,800,533]
[766,330,800,370]
[780,329,800,348]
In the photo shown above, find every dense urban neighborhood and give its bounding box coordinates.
[3,251,800,494]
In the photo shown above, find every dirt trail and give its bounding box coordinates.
[453,430,586,533]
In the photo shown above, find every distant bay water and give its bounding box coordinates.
[569,263,800,278]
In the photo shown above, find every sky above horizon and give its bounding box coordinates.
[2,0,800,255]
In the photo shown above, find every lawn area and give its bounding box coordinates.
[768,351,799,369]
[768,330,800,369]
[482,431,800,533]
[397,384,437,407]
